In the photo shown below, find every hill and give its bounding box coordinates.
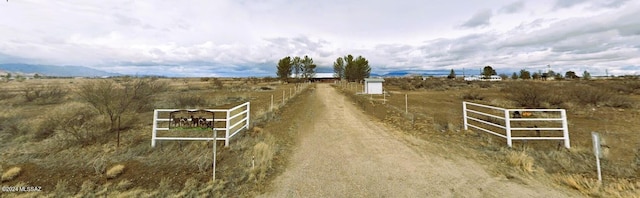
[0,63,120,77]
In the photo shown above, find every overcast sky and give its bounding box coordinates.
[1,0,639,77]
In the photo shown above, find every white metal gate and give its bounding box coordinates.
[151,102,250,147]
[463,102,570,148]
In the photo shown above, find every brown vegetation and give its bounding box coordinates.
[335,78,640,196]
[0,77,312,196]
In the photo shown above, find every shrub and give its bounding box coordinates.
[0,91,17,100]
[172,93,208,108]
[507,150,534,173]
[44,102,107,146]
[462,92,485,101]
[249,142,274,181]
[605,95,634,108]
[77,78,167,147]
[505,83,548,108]
[570,85,610,106]
[1,167,22,181]
[211,78,224,89]
[22,84,68,104]
[106,164,125,179]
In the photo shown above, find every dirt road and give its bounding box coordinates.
[260,84,578,197]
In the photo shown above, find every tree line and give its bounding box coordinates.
[276,54,372,83]
[446,65,593,80]
[333,55,371,82]
[276,55,317,83]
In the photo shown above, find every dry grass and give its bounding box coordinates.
[506,150,535,173]
[249,141,275,182]
[106,164,125,179]
[555,174,601,195]
[337,78,640,196]
[1,167,22,182]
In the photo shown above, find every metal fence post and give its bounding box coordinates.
[405,94,408,114]
[212,128,217,181]
[561,110,571,148]
[225,110,231,147]
[246,102,250,129]
[462,102,468,130]
[504,109,512,147]
[151,110,158,147]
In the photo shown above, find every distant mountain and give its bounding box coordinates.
[0,64,120,77]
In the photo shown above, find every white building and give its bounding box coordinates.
[364,78,385,94]
[464,75,502,81]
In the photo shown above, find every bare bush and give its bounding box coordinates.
[172,93,208,108]
[570,85,610,106]
[45,103,107,146]
[77,78,167,147]
[22,84,67,104]
[605,95,634,108]
[462,92,485,101]
[0,91,17,100]
[505,83,548,108]
[211,78,224,89]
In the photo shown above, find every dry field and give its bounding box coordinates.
[0,77,313,197]
[335,77,640,197]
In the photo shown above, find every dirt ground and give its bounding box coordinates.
[260,84,580,197]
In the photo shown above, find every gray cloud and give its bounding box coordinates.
[499,1,525,14]
[554,0,588,9]
[600,0,630,8]
[460,9,493,28]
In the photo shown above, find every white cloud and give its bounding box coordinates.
[0,0,639,76]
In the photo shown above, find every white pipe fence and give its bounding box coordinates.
[151,102,250,147]
[463,101,570,148]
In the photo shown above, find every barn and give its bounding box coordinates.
[364,78,384,94]
[310,73,339,83]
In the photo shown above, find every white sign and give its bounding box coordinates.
[591,132,602,158]
[591,132,603,183]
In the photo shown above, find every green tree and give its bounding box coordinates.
[78,78,167,147]
[555,73,564,80]
[292,56,302,79]
[34,73,41,79]
[519,69,531,80]
[344,55,371,82]
[15,74,25,82]
[565,71,578,79]
[499,73,509,80]
[333,57,345,79]
[276,56,293,83]
[481,66,497,78]
[583,70,591,80]
[532,72,541,80]
[511,72,518,80]
[301,55,316,80]
[447,69,456,79]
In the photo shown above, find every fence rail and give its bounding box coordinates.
[463,101,570,148]
[151,102,250,147]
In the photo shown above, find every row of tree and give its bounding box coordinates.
[276,55,317,83]
[447,66,593,80]
[275,54,372,83]
[333,55,371,82]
